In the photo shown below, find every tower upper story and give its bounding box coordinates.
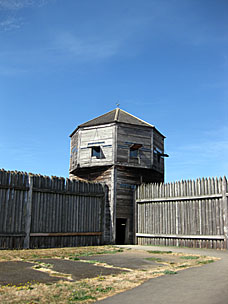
[69,108,166,175]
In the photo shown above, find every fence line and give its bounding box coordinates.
[0,169,109,249]
[135,177,228,249]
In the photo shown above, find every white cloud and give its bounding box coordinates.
[0,16,22,30]
[0,0,52,31]
[0,0,48,10]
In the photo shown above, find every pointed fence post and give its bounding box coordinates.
[24,175,33,249]
[222,177,228,249]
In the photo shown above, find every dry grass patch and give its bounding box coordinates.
[0,246,123,262]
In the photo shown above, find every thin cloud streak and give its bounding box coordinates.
[0,0,49,10]
[0,16,22,31]
[0,0,52,31]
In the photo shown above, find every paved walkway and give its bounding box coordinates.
[96,245,228,304]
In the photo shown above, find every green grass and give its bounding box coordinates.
[163,270,177,275]
[95,286,113,293]
[69,248,124,259]
[180,256,199,260]
[147,250,172,254]
[68,289,97,302]
[69,257,80,261]
[68,284,113,303]
[83,260,101,264]
[197,260,215,265]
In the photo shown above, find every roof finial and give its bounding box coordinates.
[116,102,120,108]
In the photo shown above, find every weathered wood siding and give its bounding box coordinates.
[116,167,140,244]
[136,177,228,249]
[70,131,79,172]
[0,169,108,249]
[116,167,164,244]
[70,124,115,171]
[0,170,28,249]
[153,129,164,174]
[116,124,153,168]
[71,166,113,244]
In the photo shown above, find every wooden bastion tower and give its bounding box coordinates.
[69,108,168,244]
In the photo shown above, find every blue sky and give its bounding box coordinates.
[0,0,227,182]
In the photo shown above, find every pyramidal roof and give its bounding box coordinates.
[70,108,162,137]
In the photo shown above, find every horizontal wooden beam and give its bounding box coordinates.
[32,188,104,197]
[0,233,25,237]
[0,232,103,237]
[136,193,224,203]
[0,184,29,191]
[0,184,104,198]
[30,232,102,237]
[136,233,225,240]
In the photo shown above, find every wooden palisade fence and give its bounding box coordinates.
[135,177,228,249]
[0,169,109,249]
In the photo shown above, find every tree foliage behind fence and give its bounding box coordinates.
[135,177,228,249]
[0,169,108,249]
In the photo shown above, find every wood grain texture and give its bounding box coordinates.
[136,177,228,249]
[0,169,107,249]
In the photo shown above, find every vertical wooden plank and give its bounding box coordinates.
[3,172,10,235]
[222,177,228,249]
[133,187,138,244]
[24,175,33,249]
[175,182,179,246]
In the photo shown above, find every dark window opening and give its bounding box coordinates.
[91,146,101,158]
[116,218,127,244]
[130,143,142,158]
[130,148,138,158]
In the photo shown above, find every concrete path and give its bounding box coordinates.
[96,245,228,304]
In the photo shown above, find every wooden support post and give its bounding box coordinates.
[110,166,117,244]
[23,175,33,249]
[222,177,228,249]
[100,184,107,245]
[133,188,138,245]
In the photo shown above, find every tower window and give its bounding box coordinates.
[130,144,142,158]
[91,146,101,158]
[130,147,138,158]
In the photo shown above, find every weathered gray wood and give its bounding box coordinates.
[222,177,228,249]
[0,169,107,249]
[30,232,102,237]
[23,175,33,249]
[136,176,228,249]
[136,193,223,203]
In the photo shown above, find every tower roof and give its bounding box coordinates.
[70,108,164,137]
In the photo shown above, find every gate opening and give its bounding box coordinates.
[116,218,127,244]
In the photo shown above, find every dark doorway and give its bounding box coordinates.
[116,218,127,244]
